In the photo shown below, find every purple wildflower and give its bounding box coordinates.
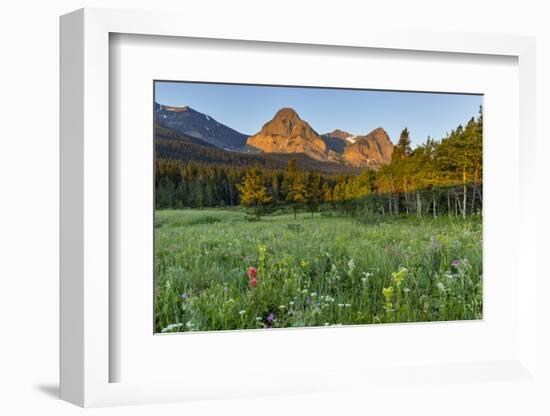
[223,287,229,293]
[266,313,274,325]
[451,259,461,268]
[180,293,189,300]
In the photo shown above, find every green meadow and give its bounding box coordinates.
[155,209,482,333]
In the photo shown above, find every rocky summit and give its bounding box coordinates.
[321,129,355,153]
[343,127,394,168]
[246,108,330,161]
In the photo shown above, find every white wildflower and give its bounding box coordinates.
[161,323,183,333]
[239,310,246,315]
[437,282,446,291]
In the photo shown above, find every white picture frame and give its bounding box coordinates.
[60,7,538,408]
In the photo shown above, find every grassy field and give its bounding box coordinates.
[155,209,482,333]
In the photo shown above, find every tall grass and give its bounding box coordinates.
[155,209,482,333]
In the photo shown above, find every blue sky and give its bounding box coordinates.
[155,81,482,147]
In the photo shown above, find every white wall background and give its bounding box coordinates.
[0,0,548,415]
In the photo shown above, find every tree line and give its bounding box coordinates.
[156,108,483,219]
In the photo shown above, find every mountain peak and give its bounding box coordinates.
[324,129,353,140]
[370,127,388,135]
[247,108,329,160]
[160,104,192,113]
[343,127,394,168]
[155,105,248,149]
[274,107,300,119]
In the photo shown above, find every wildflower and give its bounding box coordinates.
[403,288,411,294]
[347,258,356,273]
[345,303,352,308]
[382,286,394,301]
[325,322,330,326]
[437,282,446,291]
[451,259,461,268]
[266,313,274,325]
[249,277,258,288]
[223,287,229,293]
[256,316,262,321]
[185,321,194,329]
[289,301,295,306]
[239,310,246,316]
[180,293,189,300]
[279,305,286,310]
[161,323,183,333]
[301,289,308,295]
[310,292,317,298]
[338,303,344,308]
[247,267,258,279]
[391,267,407,287]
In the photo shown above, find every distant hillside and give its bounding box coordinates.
[155,103,249,150]
[155,124,361,174]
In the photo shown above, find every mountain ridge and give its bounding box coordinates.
[155,104,395,170]
[155,103,249,150]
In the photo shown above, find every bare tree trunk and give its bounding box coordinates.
[404,192,409,215]
[462,170,467,219]
[416,191,422,218]
[432,191,437,218]
[471,168,478,215]
[447,191,451,217]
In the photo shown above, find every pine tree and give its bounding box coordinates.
[305,171,322,217]
[282,159,307,219]
[393,127,412,160]
[322,182,333,207]
[237,164,272,220]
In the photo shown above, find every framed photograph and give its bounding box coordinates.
[152,80,484,334]
[60,8,539,407]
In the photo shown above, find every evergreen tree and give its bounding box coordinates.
[393,127,412,160]
[237,164,272,220]
[305,170,322,217]
[282,159,307,219]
